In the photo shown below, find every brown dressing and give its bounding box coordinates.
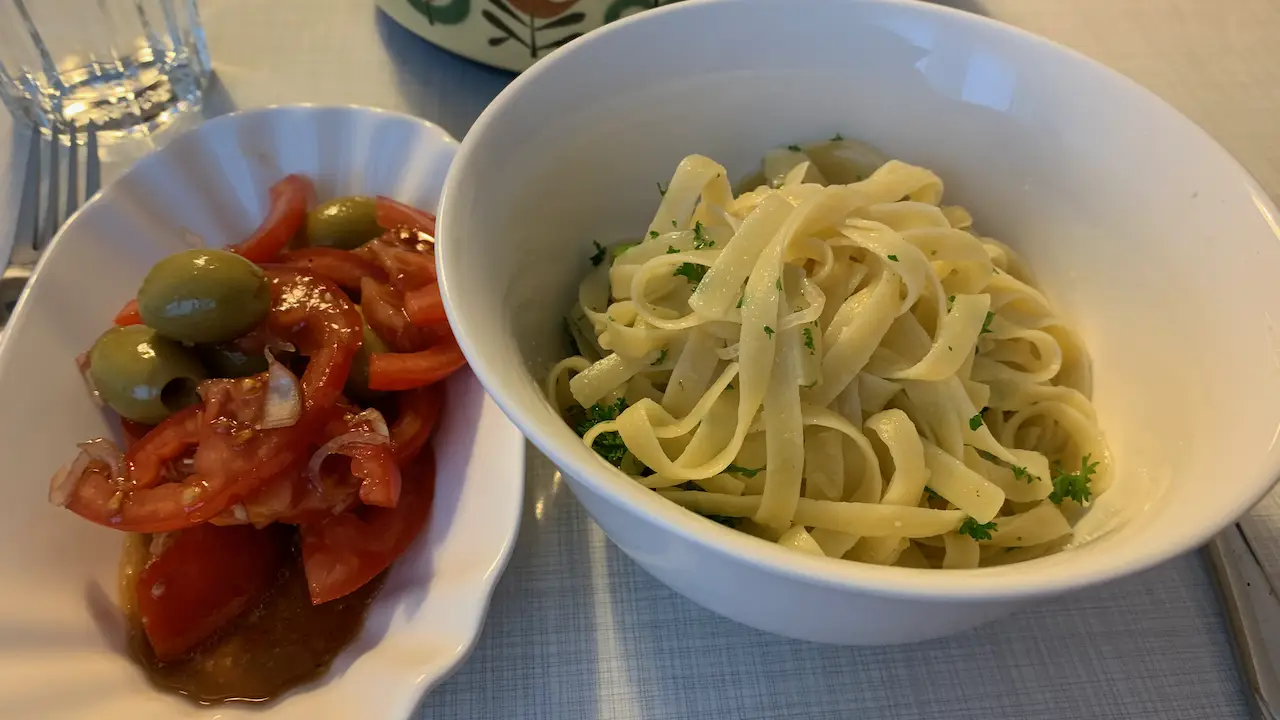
[124,539,384,704]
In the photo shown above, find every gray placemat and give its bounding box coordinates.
[419,448,1249,720]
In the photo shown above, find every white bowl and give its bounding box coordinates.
[438,0,1280,644]
[0,106,524,716]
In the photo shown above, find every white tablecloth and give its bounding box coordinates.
[3,1,1279,717]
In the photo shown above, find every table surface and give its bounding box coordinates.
[3,1,1280,718]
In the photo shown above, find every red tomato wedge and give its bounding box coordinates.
[228,174,314,263]
[300,449,436,604]
[402,283,447,328]
[390,384,444,466]
[125,405,201,489]
[359,277,436,352]
[277,247,387,292]
[137,523,288,661]
[114,298,142,326]
[374,196,436,236]
[368,339,466,391]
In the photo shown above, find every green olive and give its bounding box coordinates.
[345,308,390,399]
[306,196,381,250]
[137,249,271,344]
[197,342,269,378]
[88,325,207,424]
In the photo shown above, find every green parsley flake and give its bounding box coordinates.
[589,241,606,267]
[1011,465,1033,483]
[980,311,995,335]
[649,230,660,239]
[666,245,679,254]
[969,413,984,431]
[674,263,708,285]
[776,278,782,291]
[692,221,714,249]
[1049,454,1098,505]
[651,349,667,366]
[887,254,899,262]
[571,398,630,468]
[763,325,775,338]
[725,463,763,478]
[787,144,802,152]
[958,517,998,541]
[736,295,745,308]
[802,327,815,353]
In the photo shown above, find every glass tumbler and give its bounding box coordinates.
[0,0,210,141]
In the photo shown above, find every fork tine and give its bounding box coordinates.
[85,123,101,199]
[39,126,59,249]
[65,124,79,220]
[10,128,40,260]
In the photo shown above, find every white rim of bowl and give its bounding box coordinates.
[438,0,1280,601]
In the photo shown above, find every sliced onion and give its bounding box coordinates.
[307,430,390,484]
[48,438,123,507]
[351,408,390,438]
[75,352,103,407]
[258,349,302,430]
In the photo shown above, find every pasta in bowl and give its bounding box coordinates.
[547,141,1112,570]
[438,0,1280,645]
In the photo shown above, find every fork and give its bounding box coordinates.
[0,123,101,329]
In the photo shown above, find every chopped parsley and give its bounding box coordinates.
[673,263,708,285]
[1049,454,1098,505]
[570,398,630,468]
[692,221,714,249]
[725,463,763,478]
[1011,465,1033,483]
[802,327,815,353]
[589,241,606,266]
[787,144,802,152]
[666,245,679,254]
[671,219,678,228]
[968,413,984,431]
[649,230,660,239]
[763,325,775,338]
[657,182,667,196]
[831,133,844,142]
[887,254,899,262]
[924,487,943,501]
[736,295,745,308]
[980,311,995,335]
[776,278,782,291]
[651,349,667,366]
[947,295,956,310]
[959,518,998,541]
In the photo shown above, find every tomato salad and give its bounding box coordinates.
[48,175,464,702]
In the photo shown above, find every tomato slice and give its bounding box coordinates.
[366,240,436,293]
[136,523,288,661]
[390,384,444,466]
[299,449,435,604]
[125,405,201,489]
[263,268,363,414]
[402,283,447,328]
[114,298,142,326]
[368,339,466,392]
[229,175,314,263]
[374,196,436,236]
[277,247,387,292]
[359,277,436,352]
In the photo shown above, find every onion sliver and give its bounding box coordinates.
[48,438,123,507]
[258,349,302,430]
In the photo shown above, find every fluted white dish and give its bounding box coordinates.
[437,0,1280,645]
[0,105,523,717]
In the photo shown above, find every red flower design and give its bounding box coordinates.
[506,0,581,19]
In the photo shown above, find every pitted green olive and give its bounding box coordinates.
[306,196,381,250]
[88,325,207,424]
[137,249,271,344]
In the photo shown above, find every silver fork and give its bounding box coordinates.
[0,123,101,328]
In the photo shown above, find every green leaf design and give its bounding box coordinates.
[537,11,585,31]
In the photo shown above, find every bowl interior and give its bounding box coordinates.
[0,107,524,716]
[439,0,1280,595]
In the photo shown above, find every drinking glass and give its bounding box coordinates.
[0,0,210,142]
